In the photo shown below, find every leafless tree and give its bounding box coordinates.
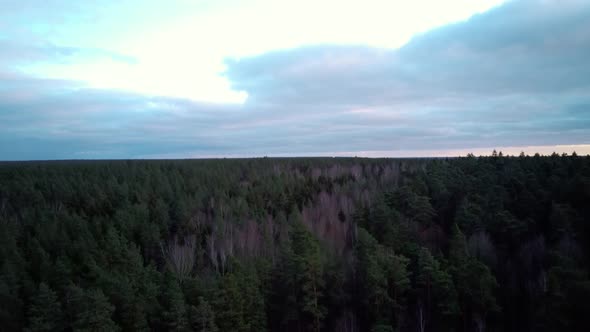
[332,310,357,332]
[468,232,497,268]
[162,235,196,282]
[350,164,362,179]
[206,234,218,273]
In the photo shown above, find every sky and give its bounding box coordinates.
[0,0,589,160]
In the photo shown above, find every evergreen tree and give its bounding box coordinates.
[1,155,589,331]
[189,297,218,332]
[66,285,119,332]
[449,224,468,268]
[214,273,247,332]
[415,248,458,331]
[239,265,267,332]
[160,273,188,331]
[26,283,63,332]
[0,260,26,331]
[449,225,498,331]
[290,215,325,332]
[465,259,498,332]
[354,227,410,330]
[371,324,395,332]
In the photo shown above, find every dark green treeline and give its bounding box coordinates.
[0,154,588,331]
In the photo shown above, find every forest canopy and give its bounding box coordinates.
[0,154,589,331]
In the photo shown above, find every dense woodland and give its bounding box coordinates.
[0,153,589,332]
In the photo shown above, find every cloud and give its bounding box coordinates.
[0,39,137,70]
[0,71,244,159]
[221,0,590,151]
[227,1,590,98]
[1,0,589,160]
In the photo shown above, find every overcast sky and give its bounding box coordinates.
[0,0,589,160]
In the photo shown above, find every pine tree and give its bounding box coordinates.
[290,216,325,332]
[354,228,394,328]
[26,283,63,332]
[189,297,218,332]
[161,273,188,331]
[49,256,72,295]
[239,266,267,332]
[466,259,498,332]
[449,225,498,332]
[0,260,26,331]
[114,279,149,332]
[415,248,436,332]
[268,234,299,330]
[371,324,395,332]
[214,273,247,332]
[67,285,119,332]
[449,224,468,267]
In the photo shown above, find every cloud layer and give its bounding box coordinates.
[1,0,589,159]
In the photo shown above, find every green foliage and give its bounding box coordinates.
[214,273,247,332]
[355,227,410,329]
[66,285,119,332]
[0,155,589,331]
[26,283,63,332]
[387,186,436,224]
[290,219,326,332]
[160,273,188,331]
[240,265,267,332]
[189,297,218,332]
[371,323,395,332]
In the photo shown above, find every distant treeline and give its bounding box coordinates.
[0,154,588,331]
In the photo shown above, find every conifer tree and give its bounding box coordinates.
[26,283,63,332]
[67,285,119,332]
[290,214,325,332]
[161,273,188,331]
[189,297,218,332]
[214,273,247,332]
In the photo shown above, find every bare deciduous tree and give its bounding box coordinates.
[162,235,196,282]
[468,232,497,268]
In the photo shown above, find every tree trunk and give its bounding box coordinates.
[474,313,486,332]
[417,302,426,332]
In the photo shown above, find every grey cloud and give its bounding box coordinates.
[1,0,589,160]
[227,1,590,101]
[220,0,590,153]
[0,72,243,160]
[398,0,590,94]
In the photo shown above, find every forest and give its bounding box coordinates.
[0,153,589,332]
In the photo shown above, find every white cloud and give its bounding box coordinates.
[3,0,505,103]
